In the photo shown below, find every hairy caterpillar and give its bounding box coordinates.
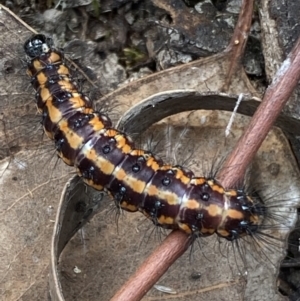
[0,3,298,300]
[23,33,270,243]
[21,32,300,300]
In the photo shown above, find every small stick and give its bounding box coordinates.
[225,93,244,137]
[222,0,255,91]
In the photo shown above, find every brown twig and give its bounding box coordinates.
[110,3,300,301]
[222,0,255,91]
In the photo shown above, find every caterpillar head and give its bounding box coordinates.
[24,34,53,58]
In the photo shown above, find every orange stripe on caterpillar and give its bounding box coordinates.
[24,34,265,241]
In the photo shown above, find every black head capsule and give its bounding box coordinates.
[24,34,53,58]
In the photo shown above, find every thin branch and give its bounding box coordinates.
[222,0,254,91]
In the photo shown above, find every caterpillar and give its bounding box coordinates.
[18,32,300,301]
[24,33,267,243]
[0,3,298,299]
